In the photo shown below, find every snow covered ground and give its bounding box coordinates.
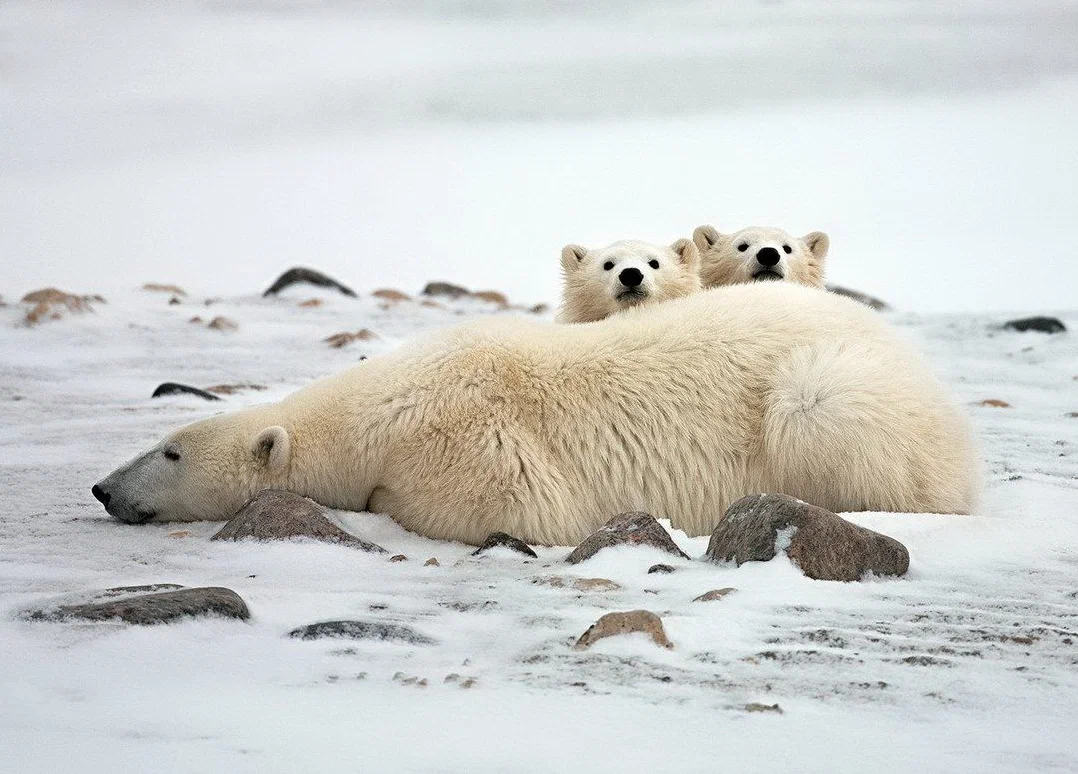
[0,287,1075,772]
[2,0,1078,770]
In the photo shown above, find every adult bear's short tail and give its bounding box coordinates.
[761,339,978,515]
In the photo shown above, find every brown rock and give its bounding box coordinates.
[211,489,384,552]
[25,586,249,625]
[420,300,443,309]
[167,530,193,539]
[693,587,737,602]
[574,610,672,650]
[168,296,182,305]
[472,531,538,558]
[188,316,203,324]
[534,576,621,592]
[324,329,377,348]
[143,283,187,296]
[566,512,689,564]
[745,702,783,714]
[424,557,440,567]
[21,288,104,325]
[978,398,1011,408]
[826,285,890,311]
[207,316,238,332]
[372,289,412,303]
[389,554,408,563]
[298,298,324,308]
[472,290,508,307]
[705,493,910,581]
[422,281,470,299]
[263,267,356,298]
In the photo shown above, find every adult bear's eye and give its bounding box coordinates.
[164,448,181,462]
[783,244,792,254]
[737,243,749,252]
[603,261,614,271]
[648,259,659,269]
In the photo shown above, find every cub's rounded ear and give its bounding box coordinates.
[670,238,699,268]
[802,231,830,260]
[560,244,588,274]
[692,225,725,252]
[250,426,291,474]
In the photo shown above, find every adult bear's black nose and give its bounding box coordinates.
[619,267,644,287]
[91,484,110,507]
[756,247,780,267]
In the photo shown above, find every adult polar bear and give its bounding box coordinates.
[93,283,978,545]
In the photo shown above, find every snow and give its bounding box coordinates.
[2,0,1078,771]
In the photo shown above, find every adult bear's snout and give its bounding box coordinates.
[91,483,111,507]
[756,246,781,267]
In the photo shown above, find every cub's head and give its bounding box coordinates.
[693,225,829,288]
[91,412,291,523]
[556,238,702,323]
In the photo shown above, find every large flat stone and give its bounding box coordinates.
[26,586,250,625]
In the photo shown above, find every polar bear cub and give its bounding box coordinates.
[557,239,702,323]
[693,225,829,289]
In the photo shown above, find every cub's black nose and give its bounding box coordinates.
[91,484,110,507]
[619,267,644,288]
[756,247,780,267]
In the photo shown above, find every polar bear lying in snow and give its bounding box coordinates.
[93,283,978,545]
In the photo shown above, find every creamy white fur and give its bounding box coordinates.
[557,239,702,323]
[96,283,979,545]
[694,225,829,288]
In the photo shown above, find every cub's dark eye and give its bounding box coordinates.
[603,261,615,271]
[737,243,749,252]
[648,259,660,269]
[164,449,180,462]
[783,244,792,254]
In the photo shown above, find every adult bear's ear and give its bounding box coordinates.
[802,231,830,261]
[250,426,291,474]
[692,225,725,252]
[670,238,699,269]
[560,244,588,274]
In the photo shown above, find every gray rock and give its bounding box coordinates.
[693,587,737,602]
[421,281,471,299]
[263,267,356,298]
[151,382,222,401]
[647,563,675,574]
[705,493,909,581]
[566,512,689,564]
[288,620,436,645]
[212,489,384,553]
[26,586,250,624]
[827,284,890,311]
[1002,316,1066,334]
[473,531,538,558]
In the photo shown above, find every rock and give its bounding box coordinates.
[420,300,443,309]
[1003,316,1066,334]
[143,283,187,296]
[288,620,436,645]
[151,382,222,401]
[207,315,238,332]
[705,493,910,581]
[20,288,104,325]
[167,530,193,539]
[647,563,675,574]
[472,531,538,558]
[298,298,324,308]
[263,267,357,298]
[422,281,470,299]
[574,610,672,650]
[1067,412,1078,419]
[693,587,737,602]
[168,296,182,305]
[977,398,1011,408]
[211,489,385,552]
[25,585,249,625]
[566,512,689,564]
[530,303,550,314]
[389,554,408,562]
[472,290,509,307]
[534,576,621,592]
[745,702,783,714]
[204,383,267,396]
[424,557,440,567]
[826,285,890,311]
[372,289,412,303]
[324,329,377,348]
[188,315,203,324]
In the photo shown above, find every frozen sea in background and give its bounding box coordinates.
[2,1,1078,771]
[2,0,1078,312]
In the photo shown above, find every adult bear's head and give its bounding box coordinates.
[92,411,291,523]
